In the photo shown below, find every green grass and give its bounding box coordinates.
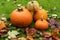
[0,0,60,17]
[0,0,60,40]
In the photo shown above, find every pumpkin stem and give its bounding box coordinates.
[40,15,44,21]
[17,4,23,11]
[18,7,23,11]
[31,1,33,3]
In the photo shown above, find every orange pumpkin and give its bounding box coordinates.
[34,9,48,21]
[35,16,49,30]
[10,6,33,27]
[0,20,6,30]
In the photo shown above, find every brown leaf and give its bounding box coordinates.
[18,37,26,40]
[42,37,48,40]
[51,28,59,36]
[53,36,60,40]
[10,38,18,40]
[25,28,36,36]
[27,36,34,40]
[42,32,51,37]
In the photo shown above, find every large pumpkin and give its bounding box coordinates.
[34,9,48,21]
[10,6,33,27]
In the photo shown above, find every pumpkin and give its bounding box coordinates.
[0,20,6,30]
[10,6,33,27]
[35,16,49,30]
[27,0,40,11]
[33,8,48,21]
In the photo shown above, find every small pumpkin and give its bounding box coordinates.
[35,16,49,30]
[10,6,33,27]
[34,8,48,21]
[27,0,40,11]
